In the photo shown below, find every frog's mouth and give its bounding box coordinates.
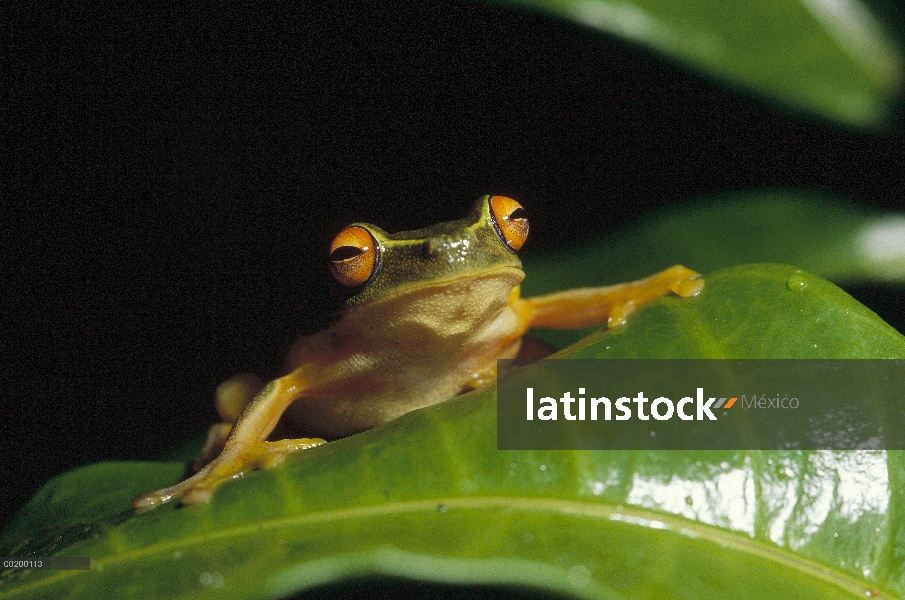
[342,264,525,312]
[396,264,525,295]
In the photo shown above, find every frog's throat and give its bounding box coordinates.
[342,264,525,311]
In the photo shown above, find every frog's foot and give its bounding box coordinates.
[521,265,703,330]
[135,369,326,511]
[133,436,326,512]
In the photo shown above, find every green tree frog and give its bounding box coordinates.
[134,196,703,510]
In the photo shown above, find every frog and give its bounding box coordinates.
[133,195,703,511]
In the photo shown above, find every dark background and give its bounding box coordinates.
[3,2,904,529]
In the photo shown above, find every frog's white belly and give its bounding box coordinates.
[283,268,525,438]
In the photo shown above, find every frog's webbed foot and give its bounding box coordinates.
[520,265,703,330]
[133,437,326,511]
[133,370,325,511]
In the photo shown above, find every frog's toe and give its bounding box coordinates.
[671,274,705,297]
[132,478,197,512]
[179,483,215,506]
[257,438,328,468]
[662,265,704,297]
[606,301,635,328]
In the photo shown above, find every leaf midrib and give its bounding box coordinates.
[4,495,876,598]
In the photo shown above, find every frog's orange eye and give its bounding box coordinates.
[329,226,380,287]
[489,195,528,251]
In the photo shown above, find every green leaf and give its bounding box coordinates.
[2,265,904,599]
[493,0,903,127]
[524,190,905,289]
[522,191,905,349]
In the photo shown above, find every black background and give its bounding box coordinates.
[3,2,904,529]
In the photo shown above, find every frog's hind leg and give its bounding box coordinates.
[520,264,703,330]
[194,373,265,470]
[133,370,325,511]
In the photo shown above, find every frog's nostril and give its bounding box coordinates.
[423,239,438,258]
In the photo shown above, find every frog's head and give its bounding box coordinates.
[329,195,529,307]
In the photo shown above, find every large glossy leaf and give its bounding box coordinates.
[523,190,905,288]
[494,0,903,128]
[521,190,905,349]
[2,264,904,599]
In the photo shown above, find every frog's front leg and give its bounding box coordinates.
[465,267,702,391]
[132,371,325,511]
[519,264,703,329]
